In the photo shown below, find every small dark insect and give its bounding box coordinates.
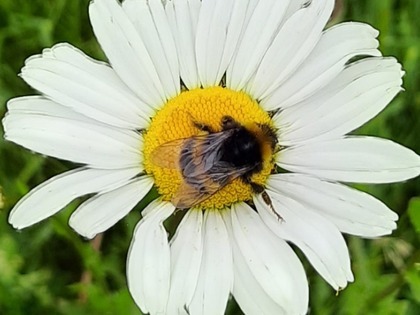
[151,115,278,211]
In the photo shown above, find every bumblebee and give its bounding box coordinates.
[151,115,278,209]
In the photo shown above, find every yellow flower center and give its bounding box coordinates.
[143,86,275,209]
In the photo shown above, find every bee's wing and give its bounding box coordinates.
[151,131,233,171]
[172,179,220,209]
[173,162,254,209]
[150,138,186,169]
[181,133,231,178]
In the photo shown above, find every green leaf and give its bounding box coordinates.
[405,265,420,304]
[407,197,420,234]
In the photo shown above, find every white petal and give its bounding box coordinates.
[69,176,154,239]
[226,203,308,314]
[127,200,175,314]
[166,210,203,315]
[267,174,398,237]
[248,0,335,99]
[188,210,233,315]
[9,167,139,229]
[231,249,289,315]
[226,0,290,90]
[195,0,248,87]
[3,106,142,169]
[262,22,382,111]
[285,0,315,18]
[166,0,201,89]
[90,0,166,107]
[254,193,353,290]
[20,43,152,129]
[275,57,403,145]
[278,136,420,183]
[6,96,98,123]
[123,0,180,100]
[242,0,259,26]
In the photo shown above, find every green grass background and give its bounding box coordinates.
[0,0,419,314]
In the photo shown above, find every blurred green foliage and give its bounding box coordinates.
[0,0,419,314]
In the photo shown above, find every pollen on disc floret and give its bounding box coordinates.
[143,86,275,209]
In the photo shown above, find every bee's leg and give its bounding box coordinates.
[248,181,264,194]
[261,190,284,222]
[249,181,284,222]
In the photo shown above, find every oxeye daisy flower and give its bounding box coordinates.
[3,0,420,314]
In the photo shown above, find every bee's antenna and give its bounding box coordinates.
[177,109,214,133]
